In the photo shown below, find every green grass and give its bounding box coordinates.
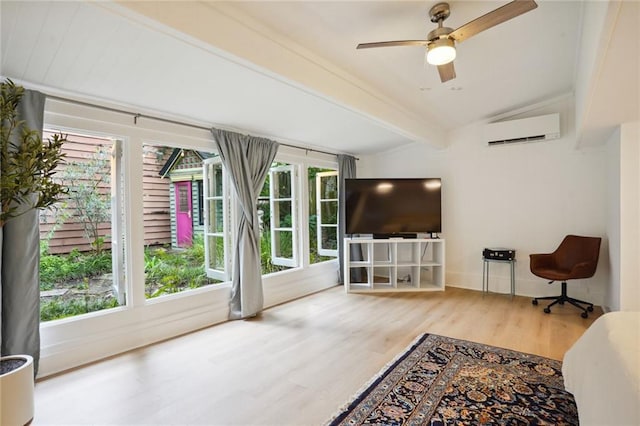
[40,248,111,289]
[40,296,119,322]
[144,235,213,298]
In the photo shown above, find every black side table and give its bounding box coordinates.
[482,256,516,298]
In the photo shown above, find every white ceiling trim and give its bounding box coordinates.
[108,0,446,148]
[575,0,639,148]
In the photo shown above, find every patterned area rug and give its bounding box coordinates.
[327,334,578,425]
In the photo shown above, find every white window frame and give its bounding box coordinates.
[316,170,339,257]
[40,129,127,317]
[269,164,298,268]
[203,157,231,281]
[110,139,126,304]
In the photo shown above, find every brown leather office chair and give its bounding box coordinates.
[530,235,601,318]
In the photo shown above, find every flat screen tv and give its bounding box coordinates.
[345,178,442,237]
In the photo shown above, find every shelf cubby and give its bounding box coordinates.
[344,238,445,293]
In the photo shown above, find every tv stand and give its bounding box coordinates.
[344,237,445,293]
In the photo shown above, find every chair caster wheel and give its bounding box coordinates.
[543,308,551,314]
[532,299,538,306]
[587,306,594,312]
[559,300,565,305]
[581,312,588,319]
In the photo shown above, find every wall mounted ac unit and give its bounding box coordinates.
[484,113,560,146]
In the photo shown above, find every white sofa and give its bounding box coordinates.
[563,311,640,425]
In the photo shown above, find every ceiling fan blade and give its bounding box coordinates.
[357,40,428,49]
[449,0,537,43]
[437,62,456,83]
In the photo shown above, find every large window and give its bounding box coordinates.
[269,164,297,268]
[142,144,220,299]
[256,162,298,273]
[39,131,124,321]
[309,167,338,264]
[38,135,338,319]
[316,171,338,257]
[203,157,230,281]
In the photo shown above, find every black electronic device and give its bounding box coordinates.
[483,248,516,261]
[345,178,442,236]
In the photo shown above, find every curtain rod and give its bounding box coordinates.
[46,94,357,160]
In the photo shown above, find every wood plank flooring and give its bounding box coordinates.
[33,286,602,425]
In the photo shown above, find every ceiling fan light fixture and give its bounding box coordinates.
[358,0,538,82]
[426,38,456,66]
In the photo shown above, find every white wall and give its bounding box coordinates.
[606,129,621,311]
[605,121,640,312]
[618,122,640,311]
[360,98,610,305]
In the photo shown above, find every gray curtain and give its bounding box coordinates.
[1,90,45,373]
[211,128,279,320]
[337,154,358,284]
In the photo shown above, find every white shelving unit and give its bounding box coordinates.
[344,238,445,293]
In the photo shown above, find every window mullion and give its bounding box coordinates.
[124,140,147,306]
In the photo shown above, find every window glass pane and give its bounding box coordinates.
[208,200,224,233]
[259,181,270,197]
[321,226,338,250]
[143,144,219,299]
[273,230,293,258]
[178,186,189,212]
[39,132,123,321]
[272,171,291,198]
[197,181,204,226]
[209,164,223,197]
[207,236,225,270]
[257,196,269,234]
[320,174,338,199]
[320,201,338,224]
[273,201,292,228]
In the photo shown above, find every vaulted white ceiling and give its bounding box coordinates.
[0,1,614,155]
[221,0,581,128]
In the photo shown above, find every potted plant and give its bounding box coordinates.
[0,355,34,425]
[1,78,67,425]
[0,79,66,226]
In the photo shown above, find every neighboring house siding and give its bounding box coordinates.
[40,132,113,254]
[142,145,172,247]
[40,135,172,254]
[193,180,204,237]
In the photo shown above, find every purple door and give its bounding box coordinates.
[175,181,193,247]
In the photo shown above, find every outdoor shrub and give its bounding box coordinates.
[84,252,111,272]
[186,234,205,263]
[56,146,111,253]
[40,240,50,256]
[144,242,208,298]
[259,232,288,274]
[40,250,111,286]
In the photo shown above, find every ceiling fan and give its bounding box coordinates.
[357,0,538,83]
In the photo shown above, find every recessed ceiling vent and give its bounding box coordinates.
[484,113,560,146]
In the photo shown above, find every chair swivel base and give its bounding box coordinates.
[531,281,594,318]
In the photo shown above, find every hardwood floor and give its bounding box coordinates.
[33,286,602,425]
